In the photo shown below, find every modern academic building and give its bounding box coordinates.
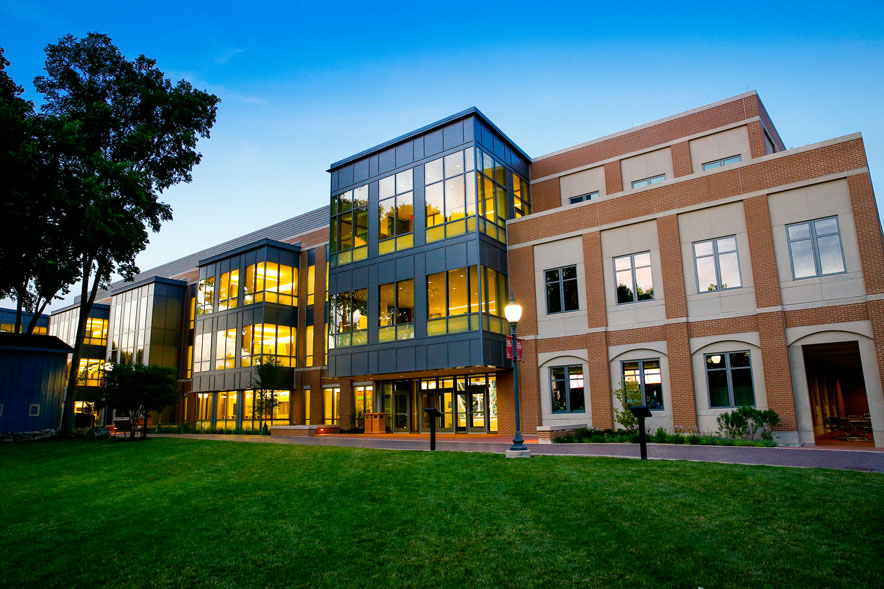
[48,91,884,447]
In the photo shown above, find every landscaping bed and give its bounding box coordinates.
[552,426,777,447]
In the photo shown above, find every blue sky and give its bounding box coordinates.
[2,0,883,311]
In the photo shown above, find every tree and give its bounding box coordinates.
[98,362,179,439]
[29,33,219,436]
[612,380,643,430]
[252,357,286,434]
[0,49,79,333]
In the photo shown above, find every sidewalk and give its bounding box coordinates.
[153,434,884,473]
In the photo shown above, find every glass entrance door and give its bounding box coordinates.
[467,385,487,433]
[455,393,468,432]
[421,390,454,433]
[393,392,410,432]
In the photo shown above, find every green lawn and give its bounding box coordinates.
[1,439,881,588]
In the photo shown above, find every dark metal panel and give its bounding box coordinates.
[464,116,475,143]
[443,120,464,149]
[425,247,446,275]
[467,239,479,266]
[449,340,470,367]
[369,154,379,177]
[331,169,339,192]
[396,346,415,372]
[445,242,468,270]
[377,259,395,284]
[338,353,351,376]
[413,136,424,160]
[354,158,369,183]
[395,141,413,167]
[396,256,414,281]
[352,266,369,290]
[378,148,395,173]
[424,129,443,156]
[414,344,426,371]
[351,351,368,376]
[426,342,447,369]
[368,350,378,374]
[339,164,354,187]
[378,348,395,374]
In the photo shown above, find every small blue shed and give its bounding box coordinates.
[0,333,73,434]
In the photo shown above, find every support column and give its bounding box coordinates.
[583,231,613,429]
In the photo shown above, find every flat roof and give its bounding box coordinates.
[328,107,531,171]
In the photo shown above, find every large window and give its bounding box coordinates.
[197,276,215,315]
[84,317,108,346]
[513,175,531,218]
[631,174,666,189]
[378,170,414,255]
[622,359,663,410]
[243,262,297,306]
[241,323,296,367]
[193,332,211,372]
[693,236,742,292]
[306,252,316,307]
[425,148,476,243]
[304,324,314,367]
[323,386,341,425]
[215,391,237,428]
[76,358,104,387]
[615,252,654,304]
[379,279,414,342]
[545,265,579,314]
[706,351,754,408]
[331,185,368,267]
[476,148,513,243]
[426,266,507,336]
[214,328,236,370]
[550,365,585,413]
[787,216,846,279]
[242,389,290,429]
[329,289,368,347]
[355,385,374,418]
[702,154,742,171]
[218,270,239,310]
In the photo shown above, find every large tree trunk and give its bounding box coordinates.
[59,256,103,437]
[25,297,50,335]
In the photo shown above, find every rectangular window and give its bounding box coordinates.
[622,359,663,410]
[631,174,666,189]
[702,154,742,171]
[425,148,476,243]
[614,252,654,304]
[306,256,316,307]
[569,191,599,205]
[379,279,415,342]
[186,345,193,379]
[218,270,239,310]
[243,262,297,306]
[241,323,296,367]
[378,170,414,255]
[693,236,742,292]
[305,325,314,367]
[513,175,531,218]
[303,388,311,425]
[197,276,215,315]
[215,328,237,370]
[475,148,512,243]
[76,358,104,387]
[323,387,340,425]
[330,289,368,347]
[426,266,498,336]
[354,385,374,418]
[550,365,585,413]
[189,294,195,329]
[331,185,369,266]
[28,404,40,417]
[786,216,846,279]
[545,265,579,313]
[193,332,212,372]
[706,351,754,408]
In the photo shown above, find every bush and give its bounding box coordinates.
[612,381,643,431]
[716,407,781,441]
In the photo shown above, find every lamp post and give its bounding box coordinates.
[504,295,530,458]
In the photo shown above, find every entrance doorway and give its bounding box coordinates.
[392,390,410,432]
[803,341,873,444]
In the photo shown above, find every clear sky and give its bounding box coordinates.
[2,0,883,312]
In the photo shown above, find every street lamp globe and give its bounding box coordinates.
[504,296,522,325]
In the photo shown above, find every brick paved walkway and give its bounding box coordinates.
[154,434,884,472]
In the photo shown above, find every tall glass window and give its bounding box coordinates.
[304,324,314,367]
[331,185,368,267]
[379,279,415,342]
[378,170,414,255]
[693,236,742,292]
[614,252,654,304]
[323,387,341,425]
[545,266,579,313]
[706,351,754,408]
[214,328,237,370]
[354,385,374,419]
[475,148,510,243]
[240,323,296,367]
[787,217,846,279]
[550,365,585,413]
[330,289,368,347]
[513,175,531,218]
[425,148,477,243]
[197,277,215,315]
[218,270,239,310]
[622,359,664,410]
[193,332,212,372]
[243,262,297,306]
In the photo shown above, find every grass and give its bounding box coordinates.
[0,439,881,588]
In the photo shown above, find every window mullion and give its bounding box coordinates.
[811,224,823,276]
[559,274,565,312]
[725,354,735,407]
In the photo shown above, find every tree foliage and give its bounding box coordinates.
[99,362,179,439]
[252,357,286,434]
[612,380,644,430]
[20,33,219,436]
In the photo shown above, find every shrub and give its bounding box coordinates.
[612,381,643,431]
[717,407,782,441]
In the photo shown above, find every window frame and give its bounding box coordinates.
[621,358,664,411]
[613,251,654,305]
[701,154,742,171]
[549,364,586,414]
[692,235,743,293]
[786,216,847,280]
[568,191,599,205]
[631,174,666,189]
[544,265,580,315]
[705,351,755,408]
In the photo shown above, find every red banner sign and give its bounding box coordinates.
[506,336,523,362]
